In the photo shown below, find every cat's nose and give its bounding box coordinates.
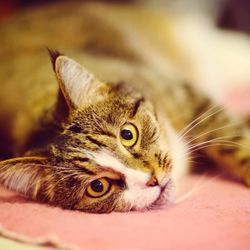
[146,175,159,187]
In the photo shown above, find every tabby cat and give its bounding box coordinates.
[0,1,249,213]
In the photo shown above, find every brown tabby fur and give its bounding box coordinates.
[0,2,249,213]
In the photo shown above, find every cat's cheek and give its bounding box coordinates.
[122,186,161,210]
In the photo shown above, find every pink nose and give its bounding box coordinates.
[146,175,159,187]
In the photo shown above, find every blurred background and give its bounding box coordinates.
[1,0,250,34]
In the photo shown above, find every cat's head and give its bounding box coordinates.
[0,51,187,213]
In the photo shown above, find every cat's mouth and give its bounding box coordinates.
[151,179,174,208]
[132,179,173,211]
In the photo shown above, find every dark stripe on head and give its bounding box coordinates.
[86,136,107,148]
[68,124,88,134]
[98,129,116,138]
[72,157,90,162]
[66,175,83,188]
[131,97,144,117]
[73,165,95,175]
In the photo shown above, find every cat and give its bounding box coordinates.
[0,1,249,213]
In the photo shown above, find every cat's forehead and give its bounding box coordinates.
[72,81,148,121]
[107,81,143,105]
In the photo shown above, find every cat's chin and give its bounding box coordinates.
[130,179,174,212]
[149,179,175,210]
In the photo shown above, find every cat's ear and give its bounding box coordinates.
[0,156,51,199]
[48,49,103,109]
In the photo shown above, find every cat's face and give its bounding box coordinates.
[0,52,186,213]
[47,81,174,213]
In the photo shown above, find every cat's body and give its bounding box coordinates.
[0,2,249,213]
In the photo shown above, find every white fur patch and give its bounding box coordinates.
[157,116,189,187]
[85,150,161,210]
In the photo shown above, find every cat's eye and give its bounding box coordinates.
[120,123,138,147]
[86,178,111,198]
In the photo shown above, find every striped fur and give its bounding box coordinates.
[0,2,249,213]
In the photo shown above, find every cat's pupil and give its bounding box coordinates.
[91,180,103,193]
[121,129,133,140]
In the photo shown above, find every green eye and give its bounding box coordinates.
[86,178,111,198]
[120,123,138,147]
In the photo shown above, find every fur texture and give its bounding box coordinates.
[0,2,249,213]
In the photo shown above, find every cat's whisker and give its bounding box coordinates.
[178,105,224,138]
[177,105,218,137]
[175,106,230,158]
[175,174,221,204]
[188,142,243,155]
[183,135,246,153]
[192,137,248,151]
[184,124,241,146]
[188,143,235,154]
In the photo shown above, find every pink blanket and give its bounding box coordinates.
[0,87,250,250]
[0,174,249,250]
